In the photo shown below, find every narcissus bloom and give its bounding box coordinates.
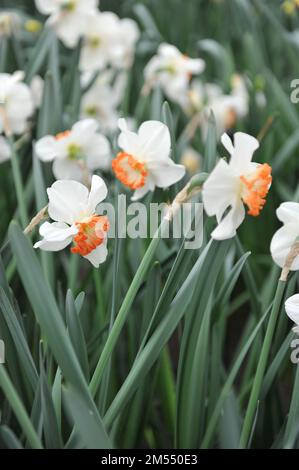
[35,119,111,182]
[270,202,299,270]
[202,132,272,240]
[184,75,249,137]
[35,0,98,48]
[144,43,205,103]
[112,119,185,200]
[81,71,126,132]
[285,294,299,334]
[80,12,139,72]
[0,71,34,134]
[34,175,109,267]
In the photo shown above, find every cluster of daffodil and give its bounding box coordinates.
[1,0,299,331]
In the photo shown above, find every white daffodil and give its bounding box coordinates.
[80,11,139,72]
[144,43,205,103]
[112,118,185,201]
[0,71,34,135]
[35,119,111,182]
[185,75,249,137]
[285,294,299,334]
[35,0,98,48]
[202,132,272,240]
[81,71,126,132]
[270,202,299,270]
[34,175,109,267]
[0,136,11,163]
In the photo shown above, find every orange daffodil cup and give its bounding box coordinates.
[202,131,272,240]
[34,175,109,268]
[112,119,186,200]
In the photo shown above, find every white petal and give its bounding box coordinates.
[35,136,58,162]
[229,132,259,173]
[211,200,245,240]
[148,160,185,188]
[87,175,108,213]
[202,158,238,219]
[35,0,57,15]
[138,121,171,161]
[118,118,128,132]
[131,181,152,201]
[72,118,99,136]
[52,158,85,182]
[84,241,108,267]
[270,223,299,270]
[221,133,235,155]
[47,179,89,224]
[85,134,111,171]
[34,221,77,252]
[285,294,299,326]
[276,202,299,225]
[118,125,142,157]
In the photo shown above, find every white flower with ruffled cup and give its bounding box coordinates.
[34,175,109,267]
[202,132,272,240]
[112,118,185,201]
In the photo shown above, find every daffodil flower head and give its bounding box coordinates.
[35,0,99,48]
[79,12,139,73]
[270,202,299,270]
[144,43,205,104]
[202,132,272,240]
[112,118,186,201]
[0,71,34,135]
[35,119,111,183]
[34,175,109,267]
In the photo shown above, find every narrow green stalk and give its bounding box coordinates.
[0,365,43,449]
[89,223,163,396]
[239,280,286,448]
[8,136,28,228]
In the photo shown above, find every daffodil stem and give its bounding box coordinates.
[239,279,286,448]
[89,181,203,398]
[0,365,43,449]
[89,224,163,396]
[8,135,29,229]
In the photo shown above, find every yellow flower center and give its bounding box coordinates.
[71,215,109,256]
[85,106,97,117]
[61,1,77,12]
[240,164,272,216]
[67,143,82,160]
[88,35,101,48]
[25,19,42,33]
